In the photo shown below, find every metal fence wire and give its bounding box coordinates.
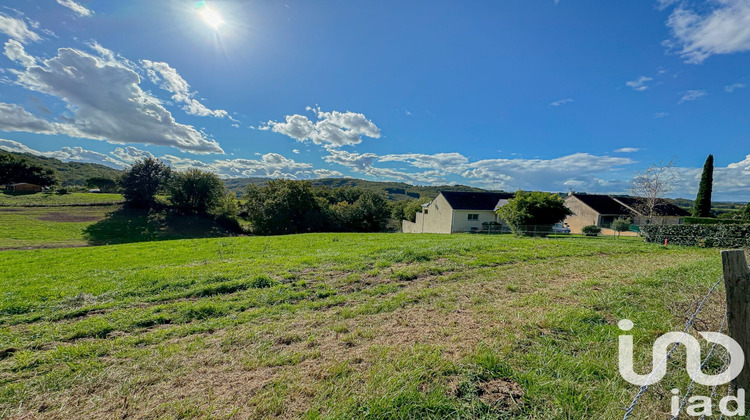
[622,277,731,420]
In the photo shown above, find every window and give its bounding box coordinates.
[423,209,428,214]
[468,214,479,220]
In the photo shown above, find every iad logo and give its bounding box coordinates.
[618,319,746,417]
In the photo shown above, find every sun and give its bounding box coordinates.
[195,1,224,30]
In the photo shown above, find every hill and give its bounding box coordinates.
[1,151,123,187]
[224,177,494,201]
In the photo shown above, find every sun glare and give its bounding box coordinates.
[196,1,224,30]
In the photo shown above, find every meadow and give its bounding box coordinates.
[0,192,124,207]
[0,232,728,419]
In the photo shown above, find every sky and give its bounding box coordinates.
[0,0,749,200]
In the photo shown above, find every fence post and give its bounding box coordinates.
[722,249,750,400]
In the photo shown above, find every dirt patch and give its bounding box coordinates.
[36,212,103,222]
[477,378,524,407]
[0,208,23,212]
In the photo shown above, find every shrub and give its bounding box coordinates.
[497,191,573,236]
[581,225,601,236]
[170,169,225,214]
[611,218,631,238]
[120,158,172,208]
[641,224,750,247]
[684,217,746,225]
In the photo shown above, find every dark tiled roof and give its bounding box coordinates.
[440,191,514,210]
[569,194,631,215]
[613,196,691,217]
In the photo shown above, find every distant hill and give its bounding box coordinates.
[224,177,495,201]
[1,151,123,187]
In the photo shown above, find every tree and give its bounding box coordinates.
[85,176,117,193]
[0,153,57,187]
[120,158,171,208]
[170,169,225,214]
[350,190,391,232]
[629,159,679,222]
[692,154,713,218]
[496,191,573,235]
[611,218,631,239]
[243,179,325,235]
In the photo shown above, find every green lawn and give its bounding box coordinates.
[0,233,728,419]
[0,206,236,249]
[0,192,124,207]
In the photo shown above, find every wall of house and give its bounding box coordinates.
[402,193,455,233]
[563,196,600,234]
[451,210,498,233]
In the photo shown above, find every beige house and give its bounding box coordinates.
[6,183,43,193]
[563,193,690,234]
[402,191,514,233]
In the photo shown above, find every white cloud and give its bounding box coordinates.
[0,139,126,168]
[0,13,40,43]
[679,89,707,103]
[141,60,228,118]
[0,103,58,134]
[110,146,155,164]
[625,76,653,91]
[292,149,300,154]
[549,98,574,107]
[56,0,93,17]
[262,107,381,148]
[664,0,750,63]
[8,46,223,153]
[0,138,40,154]
[614,147,640,153]
[654,112,670,118]
[725,82,746,93]
[4,39,35,67]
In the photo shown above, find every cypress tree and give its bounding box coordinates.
[692,154,713,217]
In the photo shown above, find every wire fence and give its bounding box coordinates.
[622,276,734,419]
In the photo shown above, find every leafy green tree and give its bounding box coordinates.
[243,179,326,235]
[85,176,117,193]
[120,158,171,208]
[0,153,57,187]
[692,154,713,217]
[610,218,631,238]
[350,190,391,232]
[391,197,431,222]
[170,169,225,214]
[496,191,573,235]
[742,203,750,221]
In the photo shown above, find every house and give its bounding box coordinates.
[5,183,43,193]
[402,191,514,233]
[563,193,690,234]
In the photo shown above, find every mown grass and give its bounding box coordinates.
[0,192,124,206]
[0,233,728,419]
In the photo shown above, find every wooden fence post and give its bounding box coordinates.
[722,249,750,399]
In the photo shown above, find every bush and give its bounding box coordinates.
[641,224,750,247]
[611,218,631,238]
[581,225,601,236]
[120,158,171,208]
[497,191,573,236]
[684,217,746,225]
[170,169,225,214]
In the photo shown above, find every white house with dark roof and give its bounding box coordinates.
[402,191,514,233]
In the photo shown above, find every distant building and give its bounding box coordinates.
[563,193,690,234]
[402,191,514,233]
[6,183,43,193]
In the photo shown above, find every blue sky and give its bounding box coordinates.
[0,0,749,200]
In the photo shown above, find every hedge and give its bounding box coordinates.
[641,224,750,248]
[684,216,747,225]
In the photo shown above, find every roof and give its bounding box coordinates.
[612,196,691,217]
[568,194,631,215]
[440,191,514,211]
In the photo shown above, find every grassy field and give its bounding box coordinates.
[0,233,728,419]
[0,192,124,207]
[0,205,237,250]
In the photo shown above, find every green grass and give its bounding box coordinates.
[0,233,728,418]
[0,206,236,249]
[0,192,124,207]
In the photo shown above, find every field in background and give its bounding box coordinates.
[0,233,725,419]
[0,192,124,207]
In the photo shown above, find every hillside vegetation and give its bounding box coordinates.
[1,152,123,187]
[0,234,725,418]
